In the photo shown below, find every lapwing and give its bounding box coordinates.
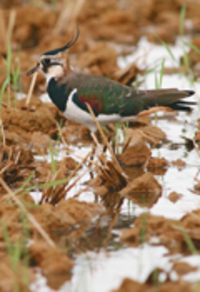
[26,30,195,132]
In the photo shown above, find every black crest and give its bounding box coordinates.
[43,27,80,56]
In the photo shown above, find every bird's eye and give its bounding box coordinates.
[42,58,51,65]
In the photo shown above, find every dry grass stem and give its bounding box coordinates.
[192,138,200,158]
[90,132,101,148]
[0,177,56,248]
[53,0,85,35]
[138,106,174,116]
[64,165,92,196]
[90,132,108,165]
[0,162,13,175]
[63,151,94,195]
[40,150,93,204]
[0,120,6,147]
[68,150,92,180]
[73,186,91,198]
[26,72,38,106]
[7,9,16,43]
[0,9,7,53]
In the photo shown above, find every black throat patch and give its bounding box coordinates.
[47,78,72,112]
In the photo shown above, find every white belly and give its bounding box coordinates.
[63,89,136,132]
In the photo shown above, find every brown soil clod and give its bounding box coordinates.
[29,240,73,290]
[118,140,151,167]
[147,157,169,175]
[168,191,182,203]
[119,172,162,208]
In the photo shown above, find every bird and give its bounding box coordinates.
[26,30,195,132]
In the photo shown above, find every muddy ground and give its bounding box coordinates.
[0,0,200,291]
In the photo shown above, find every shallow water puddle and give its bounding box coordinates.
[31,246,200,292]
[31,244,171,292]
[70,245,171,292]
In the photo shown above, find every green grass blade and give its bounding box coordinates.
[6,40,12,79]
[49,140,57,175]
[16,173,35,194]
[182,49,190,73]
[12,241,22,270]
[184,42,200,54]
[38,178,70,188]
[19,177,70,197]
[152,33,177,62]
[0,78,9,111]
[2,221,12,254]
[173,225,198,254]
[144,63,160,75]
[161,40,176,61]
[179,5,186,36]
[181,230,198,254]
[154,72,159,89]
[159,58,165,88]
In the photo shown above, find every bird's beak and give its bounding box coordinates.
[26,64,39,76]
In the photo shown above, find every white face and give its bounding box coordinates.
[39,63,65,83]
[38,55,65,83]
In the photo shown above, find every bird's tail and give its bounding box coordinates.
[140,89,195,112]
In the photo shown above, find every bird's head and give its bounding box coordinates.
[26,29,79,82]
